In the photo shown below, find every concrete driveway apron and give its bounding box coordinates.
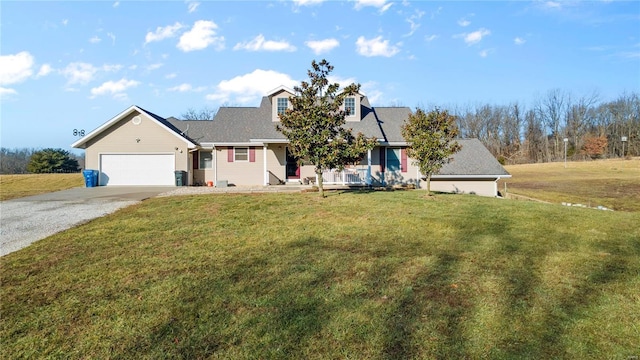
[0,186,175,257]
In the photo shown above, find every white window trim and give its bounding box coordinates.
[277,98,288,116]
[345,97,356,117]
[234,147,249,162]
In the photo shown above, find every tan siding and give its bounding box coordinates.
[84,111,189,176]
[271,90,293,122]
[216,147,264,186]
[266,145,285,184]
[427,179,497,197]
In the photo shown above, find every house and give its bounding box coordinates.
[71,86,510,196]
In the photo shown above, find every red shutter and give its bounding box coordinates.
[227,147,234,162]
[249,147,256,162]
[380,147,386,173]
[401,148,407,173]
[192,151,199,169]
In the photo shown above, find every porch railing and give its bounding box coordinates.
[321,168,368,185]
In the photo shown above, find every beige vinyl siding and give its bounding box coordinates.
[271,90,293,122]
[427,178,497,197]
[266,144,285,184]
[216,147,264,186]
[84,111,189,174]
[192,169,215,185]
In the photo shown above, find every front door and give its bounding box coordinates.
[286,148,300,179]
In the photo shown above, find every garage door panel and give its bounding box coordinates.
[100,154,175,186]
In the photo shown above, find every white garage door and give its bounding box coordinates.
[99,154,175,186]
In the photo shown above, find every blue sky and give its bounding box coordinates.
[1,0,638,152]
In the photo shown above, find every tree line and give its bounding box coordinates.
[1,148,84,174]
[448,90,638,164]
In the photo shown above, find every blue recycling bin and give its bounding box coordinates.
[83,169,98,187]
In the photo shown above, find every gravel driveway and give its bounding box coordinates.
[0,186,174,257]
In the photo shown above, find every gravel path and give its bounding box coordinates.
[0,199,138,257]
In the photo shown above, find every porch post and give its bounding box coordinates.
[366,148,372,186]
[263,145,268,185]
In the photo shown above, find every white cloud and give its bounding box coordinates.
[168,83,206,92]
[36,64,53,78]
[0,87,18,96]
[60,62,121,87]
[187,1,200,13]
[177,20,224,52]
[113,1,119,7]
[102,64,123,72]
[62,62,96,85]
[89,36,101,44]
[292,0,324,5]
[425,34,439,42]
[355,36,400,57]
[514,37,526,45]
[168,83,193,92]
[458,18,471,27]
[165,73,177,79]
[354,0,392,13]
[361,81,382,105]
[404,10,425,37]
[146,63,163,71]
[234,34,296,52]
[456,28,491,45]
[90,78,140,98]
[479,49,490,57]
[206,69,297,104]
[0,52,34,87]
[305,38,339,54]
[107,32,116,45]
[145,22,184,44]
[62,19,68,26]
[543,1,562,9]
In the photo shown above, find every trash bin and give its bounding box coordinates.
[83,169,98,188]
[174,170,187,186]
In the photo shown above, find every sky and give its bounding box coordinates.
[1,0,639,153]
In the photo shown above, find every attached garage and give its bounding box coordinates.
[72,106,198,187]
[99,153,175,186]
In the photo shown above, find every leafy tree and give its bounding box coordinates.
[27,148,80,173]
[582,135,608,159]
[401,108,461,195]
[276,59,377,197]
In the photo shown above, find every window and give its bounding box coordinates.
[234,147,248,161]
[345,97,355,116]
[277,98,288,115]
[199,151,212,169]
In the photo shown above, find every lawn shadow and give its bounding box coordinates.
[380,251,469,359]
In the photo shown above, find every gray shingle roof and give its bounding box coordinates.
[164,94,508,176]
[436,138,510,176]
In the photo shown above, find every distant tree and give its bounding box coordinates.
[582,135,608,159]
[27,148,79,173]
[276,59,377,197]
[401,108,461,195]
[181,107,217,120]
[1,148,37,174]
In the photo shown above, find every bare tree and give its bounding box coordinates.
[181,107,217,120]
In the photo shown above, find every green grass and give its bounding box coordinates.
[0,173,84,201]
[500,158,640,212]
[2,191,639,359]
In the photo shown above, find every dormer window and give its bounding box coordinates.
[345,97,355,116]
[277,98,288,115]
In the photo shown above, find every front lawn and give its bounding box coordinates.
[1,191,638,358]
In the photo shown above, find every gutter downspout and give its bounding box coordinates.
[213,145,217,186]
[263,145,268,185]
